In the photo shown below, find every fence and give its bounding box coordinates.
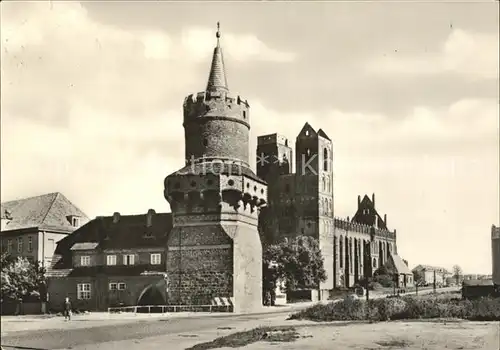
[107,304,232,314]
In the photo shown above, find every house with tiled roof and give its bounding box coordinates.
[0,192,89,267]
[412,264,452,286]
[386,253,414,288]
[46,210,173,312]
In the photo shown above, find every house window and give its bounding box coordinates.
[7,239,12,253]
[123,254,135,265]
[47,238,55,255]
[77,283,91,300]
[150,253,161,265]
[71,217,80,227]
[109,283,118,291]
[107,255,117,265]
[373,258,377,268]
[17,237,23,253]
[118,283,126,290]
[80,256,91,266]
[27,236,33,252]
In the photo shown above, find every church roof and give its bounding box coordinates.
[317,128,331,141]
[0,192,88,233]
[351,194,388,230]
[390,254,413,275]
[206,22,228,92]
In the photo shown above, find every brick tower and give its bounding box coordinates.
[163,23,267,313]
[294,123,334,299]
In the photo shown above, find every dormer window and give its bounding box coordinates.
[68,215,81,227]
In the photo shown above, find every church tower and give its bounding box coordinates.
[163,23,267,313]
[294,123,335,298]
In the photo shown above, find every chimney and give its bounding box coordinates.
[403,259,408,266]
[113,212,120,224]
[96,216,107,241]
[384,214,387,226]
[372,193,375,207]
[146,209,156,227]
[357,195,361,208]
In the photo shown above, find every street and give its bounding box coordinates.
[1,310,295,350]
[0,288,459,350]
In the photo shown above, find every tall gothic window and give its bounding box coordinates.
[323,148,328,171]
[339,237,343,268]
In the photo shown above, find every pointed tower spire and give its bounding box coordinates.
[206,22,228,92]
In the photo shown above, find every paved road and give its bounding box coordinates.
[1,311,294,350]
[1,287,459,350]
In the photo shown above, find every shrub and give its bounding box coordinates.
[369,282,383,291]
[373,275,394,288]
[470,297,500,321]
[289,294,500,322]
[373,298,407,321]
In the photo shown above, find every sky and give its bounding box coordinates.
[1,1,498,274]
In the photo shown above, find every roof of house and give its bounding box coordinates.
[70,242,99,251]
[390,254,413,275]
[50,212,173,271]
[46,263,167,278]
[412,264,451,274]
[1,192,89,233]
[1,205,12,220]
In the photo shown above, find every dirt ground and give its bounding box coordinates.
[229,320,500,350]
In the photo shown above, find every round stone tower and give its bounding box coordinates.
[164,23,267,314]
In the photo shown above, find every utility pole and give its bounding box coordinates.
[365,242,370,320]
[433,270,436,293]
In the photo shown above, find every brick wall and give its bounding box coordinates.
[184,119,249,165]
[167,224,233,305]
[47,275,166,312]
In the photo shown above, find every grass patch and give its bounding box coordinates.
[185,326,299,350]
[289,292,500,322]
[375,338,413,348]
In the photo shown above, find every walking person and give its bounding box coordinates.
[64,297,72,321]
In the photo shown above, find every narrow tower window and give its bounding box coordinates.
[203,139,208,147]
[323,148,328,171]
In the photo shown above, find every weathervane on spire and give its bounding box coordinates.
[216,22,221,45]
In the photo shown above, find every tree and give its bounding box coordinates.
[413,269,424,285]
[370,264,396,288]
[452,265,463,285]
[1,255,46,302]
[262,236,327,305]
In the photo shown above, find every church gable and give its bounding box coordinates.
[351,194,388,230]
[297,122,317,139]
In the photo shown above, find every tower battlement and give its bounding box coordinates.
[183,91,250,127]
[334,217,396,240]
[257,133,289,146]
